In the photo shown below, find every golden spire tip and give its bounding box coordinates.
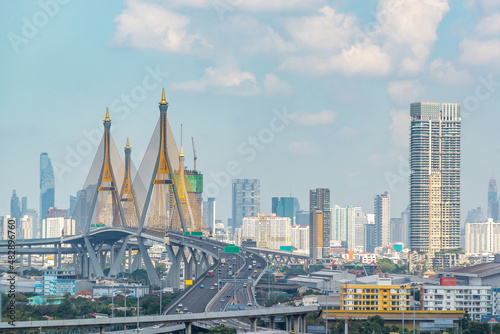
[104,107,111,122]
[180,145,184,157]
[160,88,168,105]
[125,137,131,149]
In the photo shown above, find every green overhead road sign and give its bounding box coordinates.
[184,231,191,236]
[224,246,240,253]
[280,246,293,252]
[192,231,203,236]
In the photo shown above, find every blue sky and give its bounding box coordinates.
[2,0,500,224]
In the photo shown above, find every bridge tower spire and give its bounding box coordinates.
[73,108,128,278]
[120,137,140,227]
[86,108,126,231]
[139,89,193,234]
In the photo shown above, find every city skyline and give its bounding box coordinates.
[2,1,500,224]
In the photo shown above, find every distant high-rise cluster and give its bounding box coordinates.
[409,102,461,267]
[231,179,260,233]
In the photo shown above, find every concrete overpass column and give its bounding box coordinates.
[41,254,44,267]
[269,316,275,329]
[99,252,106,271]
[128,249,132,274]
[57,244,62,269]
[185,321,192,334]
[165,245,180,290]
[99,326,104,334]
[285,315,291,332]
[131,250,141,272]
[293,315,300,332]
[184,248,193,283]
[110,245,115,269]
[301,313,307,332]
[28,246,32,272]
[249,318,258,332]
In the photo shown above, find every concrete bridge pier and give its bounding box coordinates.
[99,326,104,334]
[131,250,141,272]
[293,315,300,332]
[285,315,291,332]
[137,236,161,286]
[28,246,31,272]
[166,245,181,289]
[249,318,258,332]
[57,244,62,269]
[185,321,192,334]
[300,314,306,332]
[269,316,275,329]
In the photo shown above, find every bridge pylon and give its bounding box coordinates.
[137,89,199,235]
[71,109,131,278]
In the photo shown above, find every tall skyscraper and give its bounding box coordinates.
[272,197,299,225]
[331,205,356,251]
[309,188,330,259]
[488,179,499,222]
[364,223,376,253]
[466,207,484,223]
[207,197,216,232]
[10,190,21,221]
[231,179,260,233]
[390,218,403,244]
[295,210,309,227]
[409,102,461,266]
[374,191,390,248]
[40,153,55,225]
[401,206,410,247]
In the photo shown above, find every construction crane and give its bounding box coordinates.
[191,137,197,172]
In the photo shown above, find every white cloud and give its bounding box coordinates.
[112,0,205,53]
[465,0,500,12]
[389,110,410,147]
[221,15,295,54]
[289,141,319,154]
[337,126,357,138]
[377,0,450,75]
[459,39,500,67]
[172,65,260,96]
[281,44,391,76]
[172,67,293,96]
[294,110,337,125]
[476,14,500,36]
[263,74,293,96]
[429,58,471,85]
[162,0,325,11]
[285,6,357,51]
[387,80,424,104]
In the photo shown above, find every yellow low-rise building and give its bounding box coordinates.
[341,276,410,311]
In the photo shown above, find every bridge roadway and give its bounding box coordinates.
[163,232,267,314]
[0,306,318,333]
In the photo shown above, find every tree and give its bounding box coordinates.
[377,258,396,273]
[208,325,236,334]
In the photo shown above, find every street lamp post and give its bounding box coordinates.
[400,285,406,334]
[159,276,162,315]
[412,284,417,334]
[324,279,329,334]
[124,294,127,334]
[111,286,114,318]
[136,294,140,334]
